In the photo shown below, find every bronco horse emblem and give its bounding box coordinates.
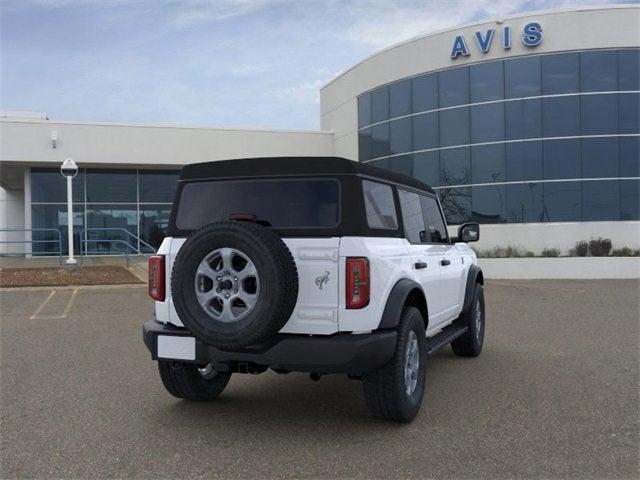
[315,271,331,290]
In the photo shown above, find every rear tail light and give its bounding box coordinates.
[148,255,165,301]
[346,257,370,309]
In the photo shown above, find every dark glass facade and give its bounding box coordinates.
[31,168,179,254]
[357,49,640,224]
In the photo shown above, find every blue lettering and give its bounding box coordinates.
[450,35,470,59]
[522,22,543,47]
[474,29,494,53]
[503,26,511,50]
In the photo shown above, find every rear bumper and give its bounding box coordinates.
[142,320,397,375]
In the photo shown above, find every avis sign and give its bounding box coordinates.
[450,22,543,59]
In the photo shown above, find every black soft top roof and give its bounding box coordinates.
[178,156,435,194]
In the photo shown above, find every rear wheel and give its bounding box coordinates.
[362,307,427,423]
[158,361,231,401]
[451,284,485,357]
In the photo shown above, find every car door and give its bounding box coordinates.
[420,195,465,321]
[397,189,447,324]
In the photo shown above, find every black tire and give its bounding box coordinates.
[362,307,427,423]
[158,361,231,401]
[451,284,485,357]
[171,221,298,350]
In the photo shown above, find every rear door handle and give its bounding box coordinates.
[414,261,427,269]
[440,259,451,266]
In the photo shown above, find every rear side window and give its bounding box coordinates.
[362,180,398,229]
[175,178,339,230]
[398,189,426,243]
[420,196,449,243]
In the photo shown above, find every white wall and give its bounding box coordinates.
[480,257,640,279]
[0,186,25,254]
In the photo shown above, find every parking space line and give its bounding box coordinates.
[40,288,79,319]
[29,290,56,319]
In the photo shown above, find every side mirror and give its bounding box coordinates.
[457,223,480,243]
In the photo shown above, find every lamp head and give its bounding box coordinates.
[60,158,78,178]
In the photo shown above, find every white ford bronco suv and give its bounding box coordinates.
[143,156,485,423]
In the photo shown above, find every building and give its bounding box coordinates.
[1,5,638,257]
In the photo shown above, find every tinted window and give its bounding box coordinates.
[390,79,411,118]
[389,117,411,155]
[618,49,640,91]
[358,94,371,128]
[542,53,579,94]
[398,189,426,243]
[543,139,581,180]
[506,183,543,223]
[362,180,398,229]
[580,51,617,92]
[86,204,138,253]
[582,138,619,178]
[420,195,448,242]
[439,187,471,224]
[543,182,581,222]
[506,142,543,182]
[472,185,505,223]
[583,180,619,221]
[439,67,469,107]
[472,144,505,183]
[542,96,580,137]
[31,204,84,255]
[86,170,136,203]
[505,56,541,98]
[176,179,340,230]
[620,179,640,220]
[371,123,390,158]
[31,169,84,203]
[412,73,438,112]
[412,112,438,151]
[621,137,640,177]
[505,99,542,140]
[140,205,171,249]
[440,148,470,185]
[358,128,373,161]
[387,155,413,176]
[439,108,469,147]
[581,94,618,135]
[413,152,440,187]
[619,93,640,134]
[139,171,179,203]
[371,87,389,123]
[470,103,504,143]
[470,61,504,102]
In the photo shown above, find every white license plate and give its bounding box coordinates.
[157,335,196,361]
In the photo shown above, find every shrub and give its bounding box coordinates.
[476,246,534,258]
[610,247,640,257]
[588,237,612,257]
[541,248,561,257]
[574,241,589,257]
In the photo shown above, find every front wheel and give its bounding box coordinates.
[451,284,485,357]
[158,361,232,401]
[362,307,427,423]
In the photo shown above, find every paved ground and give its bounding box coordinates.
[1,280,638,479]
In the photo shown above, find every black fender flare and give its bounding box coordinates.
[462,265,484,313]
[378,279,427,330]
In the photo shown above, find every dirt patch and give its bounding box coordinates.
[0,266,143,288]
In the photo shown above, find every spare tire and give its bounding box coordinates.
[171,221,298,350]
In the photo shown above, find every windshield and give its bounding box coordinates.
[175,178,340,231]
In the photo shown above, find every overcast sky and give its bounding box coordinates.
[1,0,635,129]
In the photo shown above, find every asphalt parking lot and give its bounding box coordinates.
[1,280,638,479]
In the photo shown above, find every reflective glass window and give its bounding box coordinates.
[31,204,84,255]
[413,152,440,187]
[543,139,580,180]
[362,180,398,229]
[581,94,618,135]
[368,159,390,170]
[580,51,618,92]
[412,73,438,112]
[542,96,580,137]
[412,112,438,151]
[541,53,579,94]
[86,170,136,203]
[439,67,469,108]
[440,147,470,186]
[390,79,411,118]
[140,205,171,250]
[470,61,504,102]
[389,117,412,155]
[439,108,469,147]
[420,195,448,242]
[582,138,619,178]
[618,49,640,91]
[371,123,390,158]
[439,187,471,224]
[620,179,640,220]
[139,171,179,203]
[505,98,542,140]
[506,183,543,223]
[86,204,138,254]
[619,93,640,134]
[506,141,543,182]
[371,87,389,123]
[583,181,620,221]
[470,103,504,143]
[621,137,640,177]
[398,189,425,243]
[358,93,371,128]
[359,128,373,161]
[472,185,505,223]
[387,155,413,176]
[505,56,541,98]
[31,169,84,203]
[543,181,581,222]
[471,144,505,183]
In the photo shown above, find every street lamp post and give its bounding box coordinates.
[60,158,78,265]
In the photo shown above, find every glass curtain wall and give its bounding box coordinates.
[357,48,640,224]
[31,169,178,255]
